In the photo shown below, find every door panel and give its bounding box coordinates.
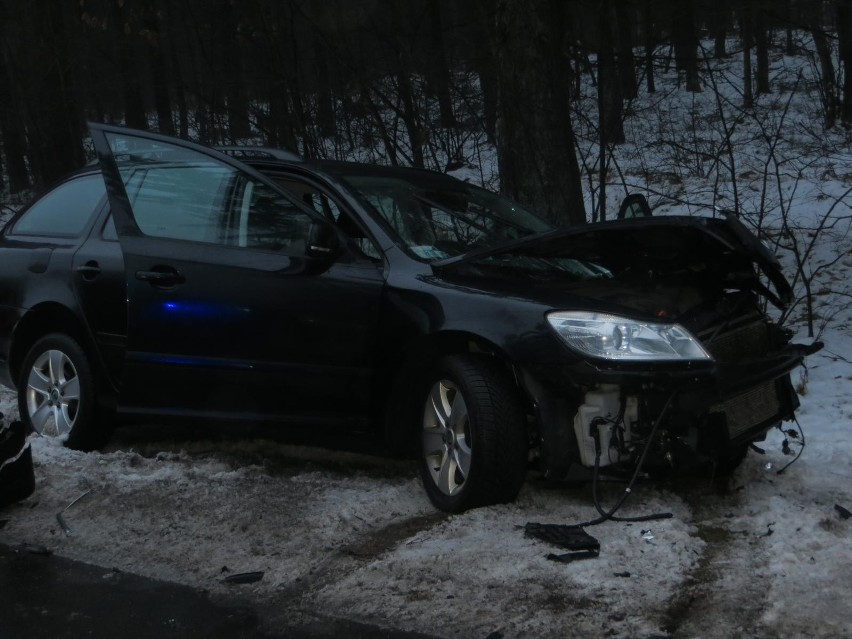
[71,215,127,389]
[89,124,383,423]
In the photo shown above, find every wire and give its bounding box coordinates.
[776,416,806,475]
[573,390,679,528]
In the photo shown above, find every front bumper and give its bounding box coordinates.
[520,342,821,478]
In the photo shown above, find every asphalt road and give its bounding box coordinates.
[0,543,437,639]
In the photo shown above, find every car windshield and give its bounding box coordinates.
[341,174,554,261]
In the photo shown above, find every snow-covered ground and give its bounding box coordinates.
[2,37,852,638]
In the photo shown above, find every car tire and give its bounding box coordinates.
[419,354,527,513]
[17,333,107,451]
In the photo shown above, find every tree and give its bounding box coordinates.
[753,1,771,95]
[111,0,149,129]
[672,0,701,91]
[8,1,85,187]
[0,28,30,194]
[837,0,852,126]
[492,0,586,225]
[742,2,755,108]
[713,0,730,58]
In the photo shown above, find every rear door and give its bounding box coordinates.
[89,124,384,424]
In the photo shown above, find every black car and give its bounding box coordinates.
[0,124,820,512]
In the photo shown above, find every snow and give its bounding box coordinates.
[2,37,852,638]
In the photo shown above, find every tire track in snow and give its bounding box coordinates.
[255,511,449,633]
[659,486,773,638]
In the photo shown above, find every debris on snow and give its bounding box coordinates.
[524,522,600,561]
[223,571,264,585]
[55,489,92,537]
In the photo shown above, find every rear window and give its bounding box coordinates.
[12,174,106,237]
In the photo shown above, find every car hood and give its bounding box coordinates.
[431,214,793,313]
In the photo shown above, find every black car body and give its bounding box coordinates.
[0,124,820,512]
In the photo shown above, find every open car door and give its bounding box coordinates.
[89,123,384,424]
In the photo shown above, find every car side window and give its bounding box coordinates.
[103,132,313,255]
[273,176,381,260]
[223,179,311,253]
[12,174,105,237]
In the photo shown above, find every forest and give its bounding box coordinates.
[1,0,852,227]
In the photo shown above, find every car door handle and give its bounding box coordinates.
[75,261,101,280]
[135,268,185,287]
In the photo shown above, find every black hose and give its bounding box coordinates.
[574,390,679,528]
[776,416,806,475]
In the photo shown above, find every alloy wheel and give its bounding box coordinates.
[422,379,472,496]
[25,349,81,437]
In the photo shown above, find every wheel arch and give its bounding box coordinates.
[380,330,531,455]
[9,303,109,392]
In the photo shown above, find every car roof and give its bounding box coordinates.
[84,144,462,186]
[215,146,302,161]
[240,156,464,184]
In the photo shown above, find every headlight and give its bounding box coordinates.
[546,311,712,361]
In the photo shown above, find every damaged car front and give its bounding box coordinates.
[426,211,821,489]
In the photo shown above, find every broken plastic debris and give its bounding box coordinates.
[835,504,852,520]
[55,489,92,536]
[641,529,655,541]
[17,542,51,555]
[546,551,597,563]
[524,523,600,561]
[765,462,773,471]
[223,571,264,585]
[56,513,72,536]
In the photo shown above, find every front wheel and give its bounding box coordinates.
[17,333,108,451]
[419,355,527,513]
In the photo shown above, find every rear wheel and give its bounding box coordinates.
[17,333,108,451]
[419,354,527,513]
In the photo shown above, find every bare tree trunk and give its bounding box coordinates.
[837,0,852,126]
[208,0,250,141]
[742,4,755,109]
[143,0,174,136]
[473,0,498,141]
[785,0,797,55]
[713,0,729,58]
[812,26,838,128]
[754,2,770,95]
[0,44,30,193]
[314,41,337,138]
[600,3,625,146]
[426,0,455,128]
[493,0,586,226]
[112,0,148,129]
[672,0,701,91]
[397,72,425,168]
[479,62,499,143]
[24,1,85,186]
[644,0,656,93]
[615,0,638,99]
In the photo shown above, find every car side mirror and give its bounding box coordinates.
[617,194,652,219]
[306,218,339,259]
